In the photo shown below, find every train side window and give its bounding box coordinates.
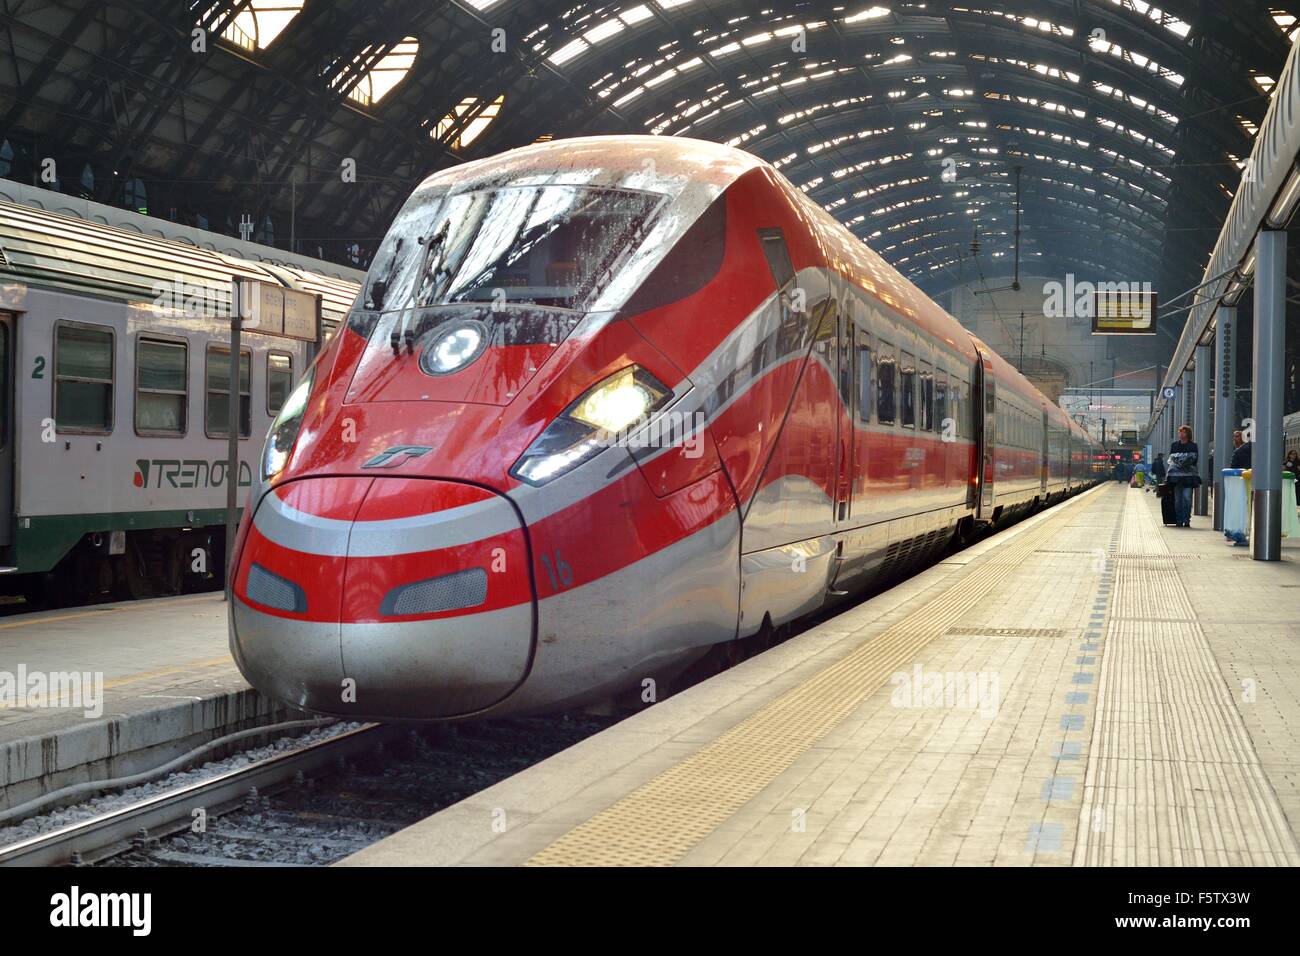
[877,344,896,425]
[936,373,948,435]
[857,333,872,423]
[919,361,934,431]
[54,321,114,434]
[900,351,916,428]
[205,345,251,439]
[267,352,294,415]
[136,336,188,436]
[757,228,796,290]
[963,378,971,438]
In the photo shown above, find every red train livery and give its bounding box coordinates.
[228,136,1102,720]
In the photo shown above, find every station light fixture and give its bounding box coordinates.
[1266,162,1300,228]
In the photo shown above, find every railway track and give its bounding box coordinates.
[0,715,614,867]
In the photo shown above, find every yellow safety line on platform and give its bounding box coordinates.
[527,486,1109,867]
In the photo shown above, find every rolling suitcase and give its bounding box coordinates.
[1160,486,1177,526]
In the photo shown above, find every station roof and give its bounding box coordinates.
[1,1,1296,310]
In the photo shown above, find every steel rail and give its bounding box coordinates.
[0,723,392,867]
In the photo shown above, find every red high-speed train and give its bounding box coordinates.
[229,136,1103,720]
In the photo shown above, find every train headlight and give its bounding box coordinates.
[421,320,488,376]
[262,372,314,481]
[511,365,671,486]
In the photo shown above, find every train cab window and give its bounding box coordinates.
[757,228,796,290]
[857,333,872,423]
[54,321,114,433]
[919,362,934,431]
[622,193,727,316]
[900,351,916,428]
[877,346,896,425]
[205,345,251,438]
[267,352,294,415]
[136,336,188,436]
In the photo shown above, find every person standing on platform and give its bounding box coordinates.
[1286,449,1300,504]
[1230,430,1253,469]
[1167,425,1200,527]
[1151,452,1166,486]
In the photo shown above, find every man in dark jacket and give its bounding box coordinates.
[1168,426,1200,527]
[1230,438,1253,469]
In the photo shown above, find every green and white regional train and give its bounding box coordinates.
[0,183,361,602]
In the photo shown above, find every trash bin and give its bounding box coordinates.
[1222,468,1248,545]
[1284,473,1300,538]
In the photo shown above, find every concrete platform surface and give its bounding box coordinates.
[0,593,288,815]
[342,483,1300,867]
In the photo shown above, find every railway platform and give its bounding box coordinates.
[0,593,285,813]
[344,482,1300,867]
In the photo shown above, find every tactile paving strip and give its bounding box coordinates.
[944,626,1067,638]
[1073,493,1300,865]
[526,491,1104,867]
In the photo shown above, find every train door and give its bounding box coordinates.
[1040,410,1049,493]
[0,313,12,549]
[972,349,995,519]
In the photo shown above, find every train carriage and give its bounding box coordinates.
[0,193,362,601]
[228,135,1102,722]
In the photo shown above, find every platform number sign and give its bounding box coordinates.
[1162,386,1176,400]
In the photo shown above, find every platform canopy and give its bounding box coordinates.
[1,0,1296,306]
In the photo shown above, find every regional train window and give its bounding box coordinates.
[757,228,796,290]
[267,352,294,415]
[54,321,114,434]
[920,362,934,431]
[205,345,251,439]
[136,336,187,436]
[0,322,8,450]
[857,333,872,423]
[900,351,916,428]
[877,346,896,425]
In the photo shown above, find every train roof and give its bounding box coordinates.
[413,134,764,198]
[0,190,361,329]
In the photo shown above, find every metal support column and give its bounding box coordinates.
[1253,229,1286,560]
[1194,345,1211,515]
[1212,306,1236,531]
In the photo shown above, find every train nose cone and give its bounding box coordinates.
[231,476,535,720]
[230,477,369,713]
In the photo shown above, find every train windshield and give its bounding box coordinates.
[359,184,663,316]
